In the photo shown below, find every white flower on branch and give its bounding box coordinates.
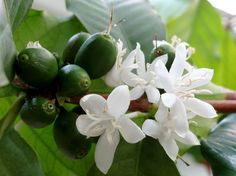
[142,100,200,161]
[155,46,217,119]
[76,85,145,174]
[103,39,134,87]
[121,43,167,103]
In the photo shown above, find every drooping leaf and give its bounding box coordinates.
[66,0,166,55]
[14,10,86,55]
[0,0,16,87]
[18,124,95,176]
[4,0,33,31]
[87,137,180,176]
[201,113,236,176]
[0,127,44,176]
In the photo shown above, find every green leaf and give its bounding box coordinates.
[18,124,95,176]
[201,114,236,176]
[4,0,33,31]
[165,0,236,89]
[0,127,44,176]
[14,10,86,55]
[87,137,180,176]
[0,0,17,87]
[0,84,20,97]
[66,0,166,55]
[167,0,224,67]
[149,0,191,22]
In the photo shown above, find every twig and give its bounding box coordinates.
[68,93,236,113]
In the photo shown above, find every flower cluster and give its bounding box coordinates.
[76,36,217,174]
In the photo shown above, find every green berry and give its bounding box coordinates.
[62,32,91,64]
[20,97,59,128]
[53,108,92,159]
[149,44,175,70]
[15,47,58,88]
[57,64,91,97]
[74,32,117,79]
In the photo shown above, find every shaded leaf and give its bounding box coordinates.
[0,127,44,176]
[5,0,33,31]
[87,137,180,176]
[14,10,86,56]
[201,113,236,176]
[18,124,95,176]
[0,0,16,87]
[66,0,166,55]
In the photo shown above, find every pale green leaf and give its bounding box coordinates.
[4,0,33,31]
[0,0,16,88]
[66,0,166,55]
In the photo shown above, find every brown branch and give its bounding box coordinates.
[68,93,236,113]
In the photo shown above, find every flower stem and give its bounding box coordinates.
[0,92,26,139]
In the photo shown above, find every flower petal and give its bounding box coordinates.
[135,43,146,75]
[159,138,179,161]
[95,130,120,174]
[130,85,144,100]
[80,94,106,114]
[171,100,189,137]
[107,85,130,118]
[184,98,217,118]
[176,130,200,145]
[76,115,105,137]
[155,101,168,122]
[145,85,160,104]
[142,119,160,139]
[181,68,213,91]
[117,116,145,143]
[161,93,176,108]
[156,60,173,92]
[169,43,187,80]
[120,70,141,87]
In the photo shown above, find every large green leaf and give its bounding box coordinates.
[165,0,236,89]
[87,137,180,176]
[5,0,33,31]
[0,0,16,87]
[0,127,44,176]
[18,124,95,176]
[201,114,236,176]
[66,0,166,55]
[14,10,86,55]
[149,0,191,22]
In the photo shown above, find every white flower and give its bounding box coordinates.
[103,39,136,87]
[142,101,200,161]
[76,85,145,174]
[26,41,42,48]
[121,43,165,104]
[155,44,217,119]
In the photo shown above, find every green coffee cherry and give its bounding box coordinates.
[74,32,117,79]
[62,32,91,64]
[149,44,175,70]
[57,64,91,97]
[53,108,92,159]
[15,47,58,88]
[20,97,59,128]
